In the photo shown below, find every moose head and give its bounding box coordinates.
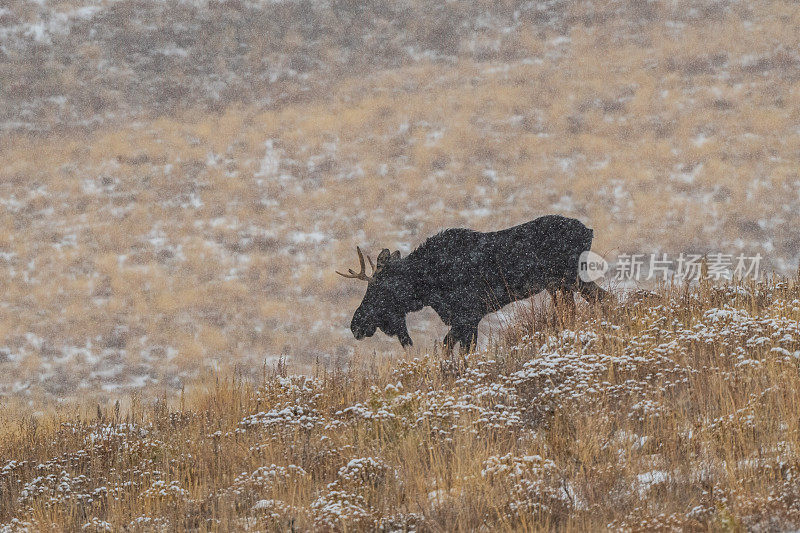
[336,246,413,347]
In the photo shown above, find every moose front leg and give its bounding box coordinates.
[442,325,478,354]
[441,325,473,378]
[399,332,413,349]
[457,325,478,353]
[396,320,413,349]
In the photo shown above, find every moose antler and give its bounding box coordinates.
[336,246,376,282]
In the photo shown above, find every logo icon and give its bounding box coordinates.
[579,250,608,282]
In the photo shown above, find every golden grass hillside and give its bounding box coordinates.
[2,0,800,400]
[2,280,800,531]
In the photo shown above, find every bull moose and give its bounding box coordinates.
[336,214,608,352]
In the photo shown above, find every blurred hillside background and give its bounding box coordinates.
[1,0,799,400]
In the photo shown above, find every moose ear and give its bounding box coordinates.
[376,248,392,270]
[390,250,401,261]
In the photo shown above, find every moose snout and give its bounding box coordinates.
[351,321,376,340]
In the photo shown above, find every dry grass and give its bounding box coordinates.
[2,280,800,531]
[3,1,800,528]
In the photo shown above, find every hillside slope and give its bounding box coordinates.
[2,0,800,400]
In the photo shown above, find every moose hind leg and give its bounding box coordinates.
[562,288,576,319]
[578,279,610,304]
[549,287,575,326]
[442,329,458,354]
[547,288,558,327]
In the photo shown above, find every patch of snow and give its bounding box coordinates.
[637,470,670,495]
[289,231,327,244]
[255,140,280,178]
